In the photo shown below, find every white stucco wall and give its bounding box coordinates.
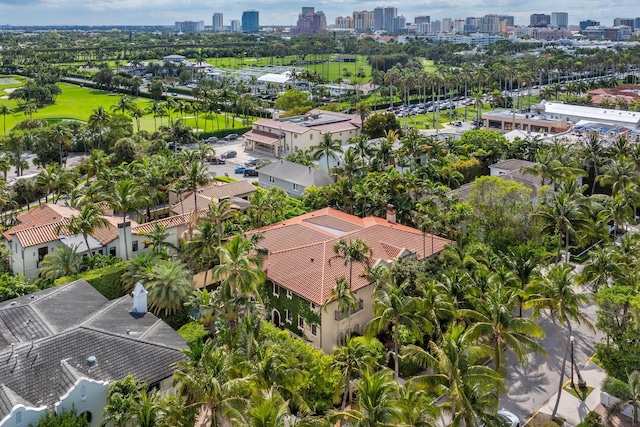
[0,404,47,427]
[55,378,109,427]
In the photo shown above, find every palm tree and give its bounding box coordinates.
[66,203,109,255]
[111,95,135,115]
[88,106,111,150]
[39,245,84,280]
[0,105,12,134]
[354,101,371,133]
[106,179,145,260]
[575,245,621,292]
[311,133,344,173]
[182,161,211,216]
[404,323,503,427]
[526,264,594,419]
[174,341,251,427]
[332,337,376,409]
[141,223,176,255]
[183,220,220,287]
[598,157,638,195]
[366,266,432,380]
[144,259,194,316]
[534,191,592,264]
[331,237,372,293]
[464,277,546,382]
[323,277,359,345]
[332,369,403,427]
[225,387,291,427]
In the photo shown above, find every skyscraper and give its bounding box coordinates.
[231,20,242,32]
[301,7,315,16]
[383,7,397,32]
[551,12,569,28]
[352,10,373,31]
[212,13,224,32]
[175,21,204,32]
[241,10,259,33]
[373,7,384,30]
[414,16,430,24]
[530,14,551,27]
[614,18,635,30]
[480,14,500,34]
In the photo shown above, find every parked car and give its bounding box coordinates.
[221,150,237,159]
[170,92,178,96]
[205,136,219,143]
[245,158,261,167]
[497,409,520,427]
[234,166,246,174]
[243,169,258,177]
[224,133,239,141]
[453,121,463,127]
[210,157,226,165]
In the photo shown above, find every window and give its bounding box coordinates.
[294,134,298,139]
[292,183,299,191]
[286,289,292,299]
[311,324,317,336]
[285,309,292,323]
[15,411,22,425]
[273,283,280,297]
[38,247,48,263]
[132,241,139,252]
[298,316,304,330]
[269,176,275,184]
[109,247,116,257]
[310,302,317,310]
[144,240,150,248]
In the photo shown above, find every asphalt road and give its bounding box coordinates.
[499,302,603,423]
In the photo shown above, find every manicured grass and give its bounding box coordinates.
[420,59,437,72]
[563,384,594,401]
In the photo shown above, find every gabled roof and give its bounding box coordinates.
[247,208,450,304]
[132,212,199,235]
[258,160,334,188]
[170,181,258,215]
[0,280,186,418]
[489,159,536,172]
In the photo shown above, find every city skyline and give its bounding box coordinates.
[0,0,637,28]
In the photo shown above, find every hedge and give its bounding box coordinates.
[177,321,209,345]
[55,262,127,300]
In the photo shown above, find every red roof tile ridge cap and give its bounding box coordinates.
[266,240,328,255]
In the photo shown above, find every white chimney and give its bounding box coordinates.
[132,282,148,314]
[386,204,396,224]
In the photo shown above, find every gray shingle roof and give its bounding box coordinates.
[0,280,186,418]
[259,160,334,188]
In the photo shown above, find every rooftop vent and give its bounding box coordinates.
[87,356,97,367]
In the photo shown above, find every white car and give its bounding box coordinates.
[498,409,520,427]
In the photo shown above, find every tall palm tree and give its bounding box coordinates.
[575,245,621,292]
[88,106,111,150]
[366,266,432,380]
[598,157,638,195]
[606,370,640,425]
[0,105,12,134]
[311,133,344,174]
[106,179,145,260]
[331,237,372,293]
[183,220,220,287]
[66,203,109,255]
[526,264,594,419]
[404,323,503,427]
[111,95,136,115]
[323,277,359,345]
[225,387,291,427]
[332,337,376,409]
[182,161,211,216]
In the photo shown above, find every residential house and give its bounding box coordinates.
[246,207,450,353]
[169,180,257,215]
[0,280,185,427]
[257,160,334,198]
[3,204,198,278]
[243,109,361,157]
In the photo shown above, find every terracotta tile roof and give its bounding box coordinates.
[244,130,281,146]
[248,208,451,305]
[132,212,200,235]
[4,204,77,241]
[170,194,211,215]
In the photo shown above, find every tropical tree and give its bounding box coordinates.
[606,370,640,425]
[311,133,344,173]
[332,337,377,409]
[324,276,359,346]
[105,179,146,260]
[526,264,594,419]
[144,259,194,316]
[39,245,83,280]
[66,203,109,255]
[0,105,12,134]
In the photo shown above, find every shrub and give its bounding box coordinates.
[602,376,631,401]
[177,321,209,346]
[576,411,604,427]
[55,262,126,300]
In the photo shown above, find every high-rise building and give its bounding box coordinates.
[390,15,406,33]
[636,18,640,30]
[241,10,259,33]
[175,21,204,32]
[301,7,315,16]
[231,19,242,32]
[480,14,500,34]
[464,17,480,33]
[296,11,325,34]
[530,14,551,27]
[335,16,354,28]
[373,7,385,30]
[453,19,465,33]
[383,7,397,32]
[499,15,514,26]
[415,16,430,24]
[352,10,373,31]
[212,13,224,32]
[614,18,635,30]
[579,19,600,30]
[551,12,569,28]
[442,18,452,32]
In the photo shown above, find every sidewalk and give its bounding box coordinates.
[535,360,607,426]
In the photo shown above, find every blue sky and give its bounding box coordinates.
[0,0,635,27]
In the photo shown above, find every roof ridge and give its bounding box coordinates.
[137,319,166,341]
[78,325,185,352]
[77,296,126,330]
[265,240,328,255]
[25,302,56,335]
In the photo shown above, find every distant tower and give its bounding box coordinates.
[212,13,224,32]
[241,10,260,33]
[551,12,569,29]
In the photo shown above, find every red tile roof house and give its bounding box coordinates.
[246,206,450,353]
[2,204,198,278]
